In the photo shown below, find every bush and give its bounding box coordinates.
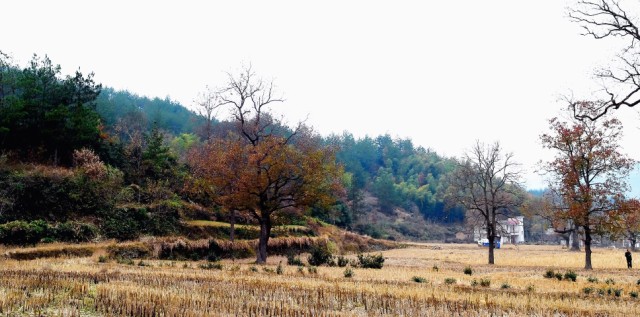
[101,207,149,241]
[432,265,439,272]
[307,244,333,266]
[605,278,615,285]
[357,253,385,269]
[54,221,98,242]
[480,278,491,287]
[287,253,304,266]
[583,287,594,295]
[343,267,354,278]
[544,269,555,279]
[500,283,511,289]
[554,273,563,281]
[308,266,318,274]
[463,266,473,275]
[444,278,456,285]
[412,276,427,283]
[630,291,638,298]
[564,270,577,282]
[471,279,478,287]
[0,220,51,246]
[337,255,349,267]
[587,276,598,283]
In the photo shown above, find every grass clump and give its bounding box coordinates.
[463,266,473,275]
[199,262,222,270]
[563,270,577,282]
[480,278,491,287]
[343,267,354,278]
[412,276,427,283]
[444,278,456,285]
[587,276,598,283]
[357,253,385,269]
[544,269,555,279]
[583,287,594,295]
[500,283,511,289]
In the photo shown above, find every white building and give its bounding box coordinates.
[473,216,525,245]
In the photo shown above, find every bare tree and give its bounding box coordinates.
[448,141,525,265]
[194,85,221,141]
[568,0,640,120]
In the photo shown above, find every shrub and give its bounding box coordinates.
[343,267,354,278]
[587,276,598,283]
[308,266,318,274]
[337,255,349,267]
[526,285,535,293]
[544,269,555,279]
[598,288,605,296]
[480,278,491,287]
[500,283,511,289]
[605,278,615,285]
[54,221,98,242]
[286,253,304,266]
[0,220,51,246]
[613,289,622,297]
[357,253,385,269]
[412,276,426,283]
[101,207,149,241]
[470,279,478,287]
[630,291,638,298]
[432,265,439,272]
[583,287,594,295]
[249,266,258,272]
[98,255,108,263]
[444,278,456,285]
[307,244,333,266]
[463,266,473,275]
[564,270,577,282]
[297,266,305,274]
[636,279,640,285]
[554,273,563,281]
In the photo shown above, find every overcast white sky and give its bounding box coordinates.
[3,0,640,191]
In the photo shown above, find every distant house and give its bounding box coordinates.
[473,216,525,245]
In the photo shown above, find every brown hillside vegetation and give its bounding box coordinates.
[1,243,639,316]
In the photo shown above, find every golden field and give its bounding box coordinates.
[0,242,639,316]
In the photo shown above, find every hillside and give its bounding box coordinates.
[0,52,469,251]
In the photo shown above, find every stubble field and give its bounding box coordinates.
[0,242,639,316]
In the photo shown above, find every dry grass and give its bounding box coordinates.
[0,242,639,316]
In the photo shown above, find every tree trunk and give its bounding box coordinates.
[584,226,593,270]
[570,229,581,251]
[487,225,495,265]
[631,236,637,252]
[256,214,272,264]
[229,209,235,261]
[561,234,570,248]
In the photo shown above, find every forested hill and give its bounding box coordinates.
[96,88,205,136]
[0,53,463,243]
